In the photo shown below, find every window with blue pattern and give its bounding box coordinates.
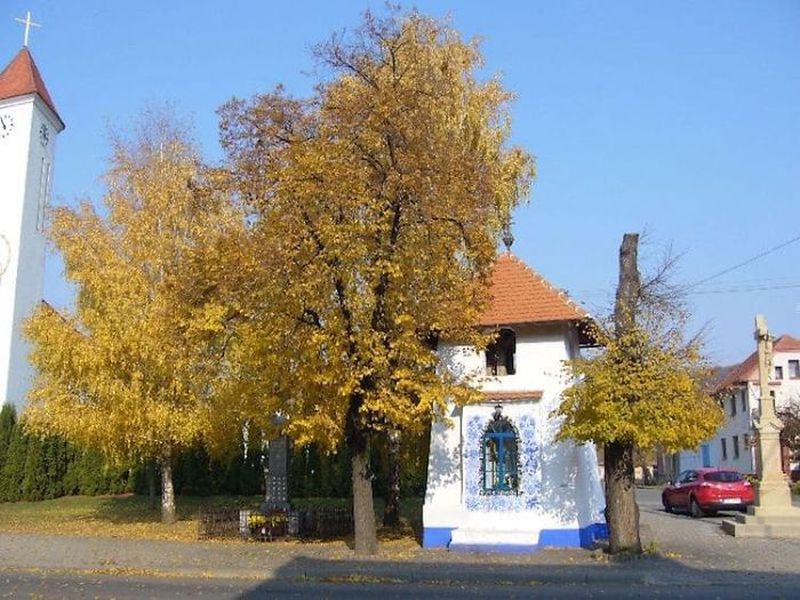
[482,406,520,493]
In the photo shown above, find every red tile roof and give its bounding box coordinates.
[478,252,588,326]
[713,335,800,393]
[482,390,544,403]
[776,334,800,352]
[0,48,63,128]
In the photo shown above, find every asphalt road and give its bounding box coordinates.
[2,571,796,599]
[635,484,800,589]
[636,485,800,526]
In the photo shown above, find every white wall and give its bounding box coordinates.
[0,94,60,409]
[425,323,605,540]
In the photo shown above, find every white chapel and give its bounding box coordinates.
[424,249,607,552]
[0,42,63,409]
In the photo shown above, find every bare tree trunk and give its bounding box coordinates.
[383,429,401,527]
[159,455,176,525]
[614,233,640,335]
[605,232,643,554]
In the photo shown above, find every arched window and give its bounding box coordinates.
[482,406,520,493]
[485,328,516,376]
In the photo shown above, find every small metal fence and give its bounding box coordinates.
[197,505,354,541]
[197,506,242,539]
[294,505,353,539]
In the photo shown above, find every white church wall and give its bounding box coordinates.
[0,93,57,408]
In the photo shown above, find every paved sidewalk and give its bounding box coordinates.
[1,492,799,591]
[0,525,798,591]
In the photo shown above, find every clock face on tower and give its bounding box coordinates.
[0,113,14,139]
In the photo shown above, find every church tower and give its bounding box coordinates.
[0,43,64,408]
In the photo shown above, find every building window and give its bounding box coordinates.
[36,158,51,233]
[733,435,740,459]
[789,360,800,379]
[775,366,784,380]
[481,406,519,493]
[729,396,737,417]
[701,444,712,467]
[721,438,728,460]
[485,328,516,376]
[740,392,746,413]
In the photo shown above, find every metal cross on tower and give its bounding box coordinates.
[14,11,41,47]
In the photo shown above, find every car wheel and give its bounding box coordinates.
[690,497,705,518]
[662,498,673,513]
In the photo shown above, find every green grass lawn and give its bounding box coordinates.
[0,494,424,544]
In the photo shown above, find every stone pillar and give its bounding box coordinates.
[263,435,290,511]
[752,315,792,508]
[722,315,800,538]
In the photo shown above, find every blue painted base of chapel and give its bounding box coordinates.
[422,527,455,549]
[423,523,608,552]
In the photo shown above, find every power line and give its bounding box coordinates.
[690,282,800,295]
[572,280,800,303]
[567,235,800,301]
[687,233,800,290]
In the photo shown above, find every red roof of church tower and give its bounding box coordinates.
[479,252,588,326]
[0,47,63,128]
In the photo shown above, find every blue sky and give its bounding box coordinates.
[2,1,798,365]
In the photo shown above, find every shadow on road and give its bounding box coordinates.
[237,552,800,598]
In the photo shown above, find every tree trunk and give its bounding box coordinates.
[147,461,157,511]
[383,429,401,527]
[614,233,640,335]
[604,441,641,553]
[159,456,176,525]
[345,389,378,555]
[351,448,377,555]
[606,232,643,554]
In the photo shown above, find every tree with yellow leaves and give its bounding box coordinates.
[218,9,534,554]
[24,114,244,523]
[555,234,723,554]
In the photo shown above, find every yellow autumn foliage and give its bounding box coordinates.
[217,10,534,448]
[23,114,246,466]
[555,324,724,452]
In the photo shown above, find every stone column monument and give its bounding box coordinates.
[722,315,800,537]
[262,435,290,511]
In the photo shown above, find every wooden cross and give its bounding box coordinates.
[15,11,41,47]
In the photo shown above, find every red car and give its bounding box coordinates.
[662,468,754,517]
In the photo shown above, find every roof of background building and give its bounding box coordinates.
[478,252,588,327]
[713,334,800,393]
[0,47,63,128]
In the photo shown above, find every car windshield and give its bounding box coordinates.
[704,471,743,482]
